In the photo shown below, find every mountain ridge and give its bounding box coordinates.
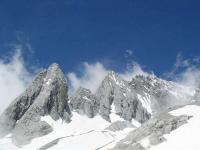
[0,62,199,149]
[0,63,71,145]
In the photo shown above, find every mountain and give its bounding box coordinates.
[70,87,98,118]
[70,71,194,123]
[94,71,151,123]
[129,75,194,113]
[110,105,200,150]
[0,63,199,150]
[0,63,71,145]
[110,111,191,150]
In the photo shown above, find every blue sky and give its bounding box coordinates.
[0,0,200,76]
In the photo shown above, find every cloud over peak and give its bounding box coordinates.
[0,49,32,113]
[67,61,149,94]
[67,62,109,94]
[164,52,200,89]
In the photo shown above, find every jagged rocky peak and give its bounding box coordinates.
[105,71,128,87]
[130,74,172,93]
[95,71,151,123]
[129,74,195,114]
[37,63,71,120]
[0,63,71,145]
[0,69,47,137]
[70,87,98,118]
[110,113,191,150]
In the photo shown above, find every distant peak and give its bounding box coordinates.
[45,63,66,80]
[107,70,117,76]
[106,70,122,80]
[48,63,60,70]
[133,74,159,82]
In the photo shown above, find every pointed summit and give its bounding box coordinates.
[0,69,47,137]
[106,71,126,85]
[0,63,71,145]
[95,71,151,122]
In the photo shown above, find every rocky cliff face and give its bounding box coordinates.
[95,71,151,123]
[70,71,151,123]
[0,63,71,145]
[110,113,191,150]
[130,75,194,113]
[70,87,98,118]
[0,62,197,148]
[70,72,195,124]
[0,69,47,138]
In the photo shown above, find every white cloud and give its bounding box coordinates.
[164,53,200,89]
[0,49,32,113]
[119,61,148,81]
[177,67,200,88]
[67,62,109,94]
[124,49,133,58]
[67,61,149,94]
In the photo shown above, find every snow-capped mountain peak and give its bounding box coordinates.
[0,63,200,150]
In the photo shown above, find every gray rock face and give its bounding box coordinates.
[70,87,98,118]
[130,75,193,114]
[95,71,151,123]
[111,142,145,150]
[0,62,197,148]
[0,63,71,145]
[70,72,195,125]
[0,69,47,137]
[105,121,134,132]
[110,112,191,150]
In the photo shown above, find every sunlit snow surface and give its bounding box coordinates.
[2,105,200,150]
[150,105,200,150]
[137,94,152,114]
[0,112,136,150]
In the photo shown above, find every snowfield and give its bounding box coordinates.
[0,112,136,150]
[1,105,200,150]
[150,105,200,150]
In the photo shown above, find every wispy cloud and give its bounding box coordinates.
[67,60,149,94]
[0,48,33,113]
[67,62,109,94]
[164,52,200,89]
[119,61,149,81]
[6,31,34,57]
[124,49,133,58]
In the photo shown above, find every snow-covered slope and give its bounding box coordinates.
[94,71,151,123]
[0,112,138,150]
[151,105,200,150]
[109,106,191,150]
[0,63,71,145]
[0,62,200,150]
[130,75,195,114]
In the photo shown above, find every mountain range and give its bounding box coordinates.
[0,63,199,150]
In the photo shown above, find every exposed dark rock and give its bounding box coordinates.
[0,62,197,148]
[105,121,134,132]
[70,87,98,118]
[0,69,47,137]
[110,113,191,150]
[129,75,193,113]
[0,63,71,145]
[110,142,145,150]
[95,71,151,123]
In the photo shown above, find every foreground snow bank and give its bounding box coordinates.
[0,112,136,150]
[151,105,200,150]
